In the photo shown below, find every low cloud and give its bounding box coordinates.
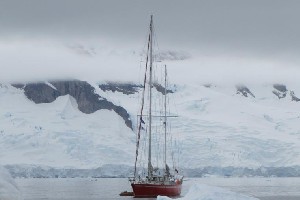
[1,38,300,86]
[155,50,191,61]
[1,1,300,85]
[66,44,97,57]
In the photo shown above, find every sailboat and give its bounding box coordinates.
[129,15,183,198]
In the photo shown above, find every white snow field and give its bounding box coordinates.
[0,81,300,171]
[0,83,135,168]
[0,166,22,200]
[157,183,258,200]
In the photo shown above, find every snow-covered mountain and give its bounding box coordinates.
[1,80,300,177]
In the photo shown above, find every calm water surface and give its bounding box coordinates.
[16,177,300,200]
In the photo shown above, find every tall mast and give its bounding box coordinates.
[164,65,167,173]
[148,14,153,179]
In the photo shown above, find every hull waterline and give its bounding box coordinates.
[131,183,182,197]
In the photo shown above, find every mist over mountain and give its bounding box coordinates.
[1,1,300,85]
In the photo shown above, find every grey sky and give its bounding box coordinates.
[1,0,300,83]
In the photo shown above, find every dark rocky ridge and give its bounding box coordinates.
[12,80,132,129]
[99,82,142,95]
[272,84,300,101]
[236,85,255,98]
[153,83,174,95]
[272,90,286,99]
[290,91,300,102]
[99,82,173,95]
[22,83,61,103]
[203,84,212,88]
[272,84,287,99]
[273,84,287,93]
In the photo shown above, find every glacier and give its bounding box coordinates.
[0,81,300,177]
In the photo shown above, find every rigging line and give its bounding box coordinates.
[141,23,151,60]
[138,126,148,175]
[152,24,161,62]
[134,30,151,178]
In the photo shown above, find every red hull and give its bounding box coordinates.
[131,183,182,198]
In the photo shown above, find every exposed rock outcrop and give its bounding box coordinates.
[203,84,212,88]
[12,80,132,129]
[99,82,142,95]
[273,84,287,93]
[272,84,287,99]
[290,91,300,102]
[25,83,61,103]
[236,85,255,98]
[99,82,173,95]
[272,84,300,102]
[153,83,174,95]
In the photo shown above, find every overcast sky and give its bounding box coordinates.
[1,0,300,84]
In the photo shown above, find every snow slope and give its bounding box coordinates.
[169,83,300,168]
[92,82,300,169]
[0,81,300,172]
[0,84,135,168]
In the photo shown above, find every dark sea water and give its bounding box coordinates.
[16,177,300,200]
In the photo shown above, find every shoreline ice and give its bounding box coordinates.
[0,166,22,200]
[157,183,258,200]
